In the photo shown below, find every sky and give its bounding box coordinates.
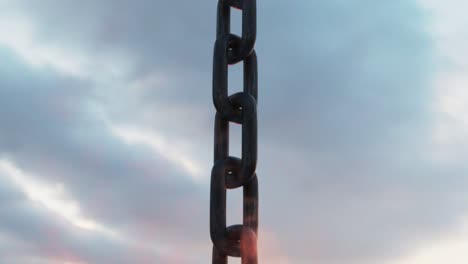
[0,0,467,263]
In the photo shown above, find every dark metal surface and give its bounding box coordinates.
[210,0,259,263]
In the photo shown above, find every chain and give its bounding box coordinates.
[210,0,258,264]
[210,0,259,263]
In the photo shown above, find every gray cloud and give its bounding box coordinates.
[0,1,467,264]
[0,171,171,264]
[0,47,208,262]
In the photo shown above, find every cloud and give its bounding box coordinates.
[0,159,116,235]
[0,45,207,262]
[0,163,164,263]
[385,215,468,264]
[0,1,467,264]
[109,124,205,181]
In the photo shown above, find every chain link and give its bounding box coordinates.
[210,0,259,263]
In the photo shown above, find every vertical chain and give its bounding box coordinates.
[210,0,258,264]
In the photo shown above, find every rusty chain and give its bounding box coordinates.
[210,0,259,263]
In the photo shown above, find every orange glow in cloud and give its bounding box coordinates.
[258,228,292,264]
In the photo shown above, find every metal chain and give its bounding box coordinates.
[210,0,258,263]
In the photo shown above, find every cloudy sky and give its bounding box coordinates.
[0,0,467,263]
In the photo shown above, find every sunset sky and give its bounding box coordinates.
[0,0,468,263]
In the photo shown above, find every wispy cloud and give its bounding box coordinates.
[109,124,205,181]
[0,15,89,78]
[0,159,117,237]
